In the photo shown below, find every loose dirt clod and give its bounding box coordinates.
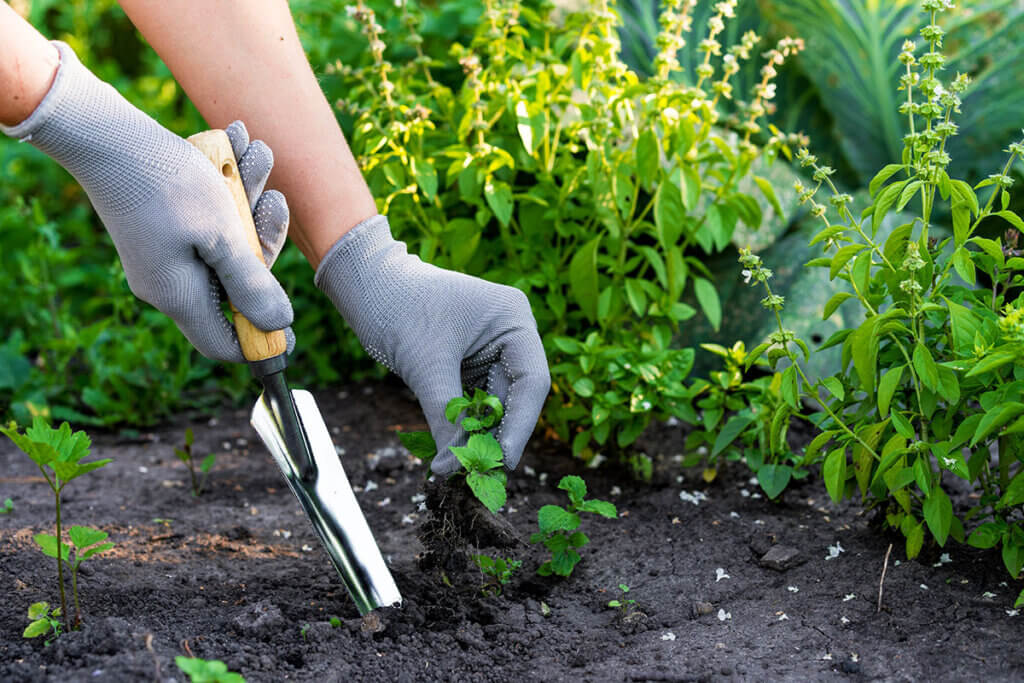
[417,477,522,571]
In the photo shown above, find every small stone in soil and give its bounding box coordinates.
[361,613,384,633]
[692,601,714,617]
[759,545,804,571]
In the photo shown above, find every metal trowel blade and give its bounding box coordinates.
[250,388,402,614]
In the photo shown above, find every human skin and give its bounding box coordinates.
[117,0,378,269]
[0,2,59,127]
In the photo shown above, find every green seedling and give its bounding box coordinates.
[531,475,617,577]
[300,623,310,640]
[175,656,245,683]
[23,602,62,645]
[152,518,173,528]
[607,583,638,616]
[1,418,111,631]
[472,554,522,595]
[0,497,13,514]
[175,428,216,497]
[329,616,342,628]
[399,391,508,513]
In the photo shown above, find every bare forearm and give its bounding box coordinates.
[119,0,376,267]
[0,3,59,127]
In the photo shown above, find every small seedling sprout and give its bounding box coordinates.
[0,497,13,514]
[174,428,216,497]
[175,656,246,683]
[531,475,617,577]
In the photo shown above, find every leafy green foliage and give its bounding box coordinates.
[175,656,246,683]
[23,602,62,644]
[401,392,510,512]
[1,418,112,629]
[174,428,217,497]
[736,0,1024,588]
[337,0,805,455]
[607,583,638,616]
[530,475,617,577]
[471,554,522,595]
[0,497,12,515]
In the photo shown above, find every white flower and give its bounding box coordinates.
[825,542,845,560]
[742,269,753,283]
[717,609,732,621]
[716,568,730,582]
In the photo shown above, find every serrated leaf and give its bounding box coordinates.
[450,433,504,473]
[445,397,471,424]
[27,602,49,620]
[467,472,507,513]
[398,431,437,461]
[549,548,581,577]
[579,499,617,518]
[558,475,587,506]
[23,619,52,639]
[68,526,108,550]
[538,505,580,533]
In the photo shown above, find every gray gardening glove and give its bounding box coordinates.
[315,214,551,476]
[0,42,292,363]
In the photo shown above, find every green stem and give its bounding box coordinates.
[55,486,68,628]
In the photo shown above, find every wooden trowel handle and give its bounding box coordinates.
[187,129,287,363]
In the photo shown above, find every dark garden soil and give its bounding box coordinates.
[2,378,1024,682]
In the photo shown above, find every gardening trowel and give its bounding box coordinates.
[187,129,401,615]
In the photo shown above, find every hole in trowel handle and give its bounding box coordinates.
[221,161,234,178]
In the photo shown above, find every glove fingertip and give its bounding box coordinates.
[225,120,249,160]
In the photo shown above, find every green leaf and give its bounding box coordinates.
[970,236,1005,268]
[872,180,907,236]
[467,472,507,513]
[830,244,867,280]
[780,365,799,410]
[537,505,580,534]
[34,533,69,562]
[693,278,721,331]
[966,351,1018,378]
[445,397,471,424]
[200,453,216,474]
[999,470,1024,508]
[23,619,52,639]
[912,342,939,392]
[27,602,49,620]
[412,158,438,200]
[757,464,792,500]
[635,129,660,186]
[823,448,847,503]
[850,317,880,394]
[967,522,1004,549]
[450,433,504,473]
[878,365,904,417]
[896,180,922,212]
[905,521,925,560]
[81,542,115,560]
[569,237,601,323]
[68,526,108,550]
[711,414,755,457]
[823,292,854,320]
[922,487,952,547]
[398,431,437,461]
[869,164,906,197]
[821,377,844,401]
[572,377,595,397]
[484,180,514,227]
[995,210,1024,233]
[971,402,1024,447]
[549,548,582,577]
[558,475,587,506]
[945,298,979,354]
[1003,539,1024,579]
[654,177,685,248]
[624,279,647,316]
[753,175,784,218]
[579,499,617,518]
[952,204,971,246]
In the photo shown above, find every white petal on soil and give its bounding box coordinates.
[611,486,622,496]
[778,613,789,621]
[302,544,313,552]
[932,553,952,567]
[729,511,740,518]
[716,568,730,582]
[410,493,426,504]
[822,654,833,661]
[661,632,676,641]
[1007,610,1019,617]
[138,466,148,473]
[377,497,391,507]
[680,490,708,506]
[982,591,997,599]
[401,514,417,525]
[364,480,379,492]
[524,466,537,477]
[717,609,731,621]
[739,489,751,498]
[843,594,856,602]
[825,542,845,560]
[920,584,928,590]
[840,616,850,625]
[787,586,799,593]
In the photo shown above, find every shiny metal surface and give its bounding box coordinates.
[251,386,402,614]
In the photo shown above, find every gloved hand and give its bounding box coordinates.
[315,215,551,475]
[0,42,292,363]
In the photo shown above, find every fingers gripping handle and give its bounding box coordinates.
[187,130,287,362]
